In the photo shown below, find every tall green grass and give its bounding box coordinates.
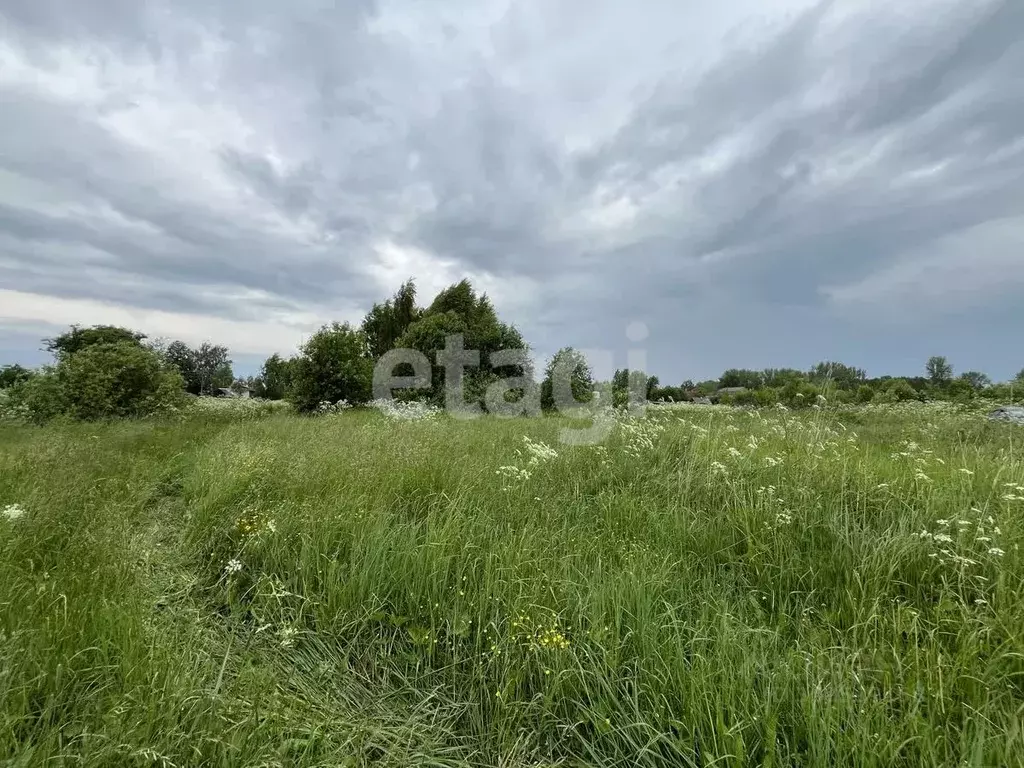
[2,403,1023,766]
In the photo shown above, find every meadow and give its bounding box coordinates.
[1,400,1023,767]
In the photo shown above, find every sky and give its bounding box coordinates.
[1,0,1022,383]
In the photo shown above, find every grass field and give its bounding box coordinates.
[2,401,1023,767]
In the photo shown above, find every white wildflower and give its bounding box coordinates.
[224,559,243,575]
[2,503,26,521]
[278,626,299,648]
[988,547,1005,557]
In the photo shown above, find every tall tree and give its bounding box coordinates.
[164,341,233,395]
[362,278,421,359]
[541,348,594,411]
[164,341,199,394]
[260,353,295,400]
[926,356,954,387]
[393,279,528,408]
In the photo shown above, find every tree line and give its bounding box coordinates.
[1,277,1023,422]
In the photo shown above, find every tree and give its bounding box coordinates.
[808,361,866,390]
[541,348,594,411]
[719,369,764,389]
[362,279,422,359]
[290,323,373,413]
[0,364,33,389]
[959,371,991,391]
[926,356,954,387]
[56,342,184,420]
[887,378,920,403]
[44,325,146,360]
[392,280,528,408]
[164,341,198,393]
[260,354,295,400]
[164,341,233,395]
[1014,368,1024,385]
[193,343,233,395]
[763,368,808,388]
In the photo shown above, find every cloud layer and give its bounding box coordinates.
[2,0,1022,380]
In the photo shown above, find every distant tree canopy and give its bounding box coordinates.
[164,341,234,395]
[6,299,1024,423]
[808,361,866,390]
[259,354,296,401]
[0,364,33,389]
[45,325,146,360]
[361,279,421,360]
[960,371,992,391]
[387,279,529,407]
[541,348,594,411]
[719,369,765,390]
[926,356,954,387]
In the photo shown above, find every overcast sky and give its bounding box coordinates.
[1,0,1022,382]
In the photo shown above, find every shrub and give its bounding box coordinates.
[1,371,66,424]
[57,342,186,420]
[290,323,374,413]
[886,378,920,403]
[541,348,594,412]
[856,384,875,404]
[1,343,184,423]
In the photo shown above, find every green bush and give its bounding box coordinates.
[58,342,185,420]
[290,323,374,413]
[2,371,66,424]
[887,378,920,403]
[856,384,875,404]
[3,343,184,422]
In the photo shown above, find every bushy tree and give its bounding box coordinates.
[259,354,296,400]
[887,378,920,403]
[164,341,233,395]
[926,356,953,387]
[391,279,528,408]
[55,342,185,420]
[0,364,33,389]
[541,348,594,411]
[762,368,807,389]
[610,369,656,406]
[959,371,991,391]
[45,325,146,360]
[3,370,65,424]
[290,323,373,413]
[362,279,422,360]
[719,369,764,389]
[808,361,866,390]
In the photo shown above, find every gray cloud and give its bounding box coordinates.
[1,0,1022,380]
